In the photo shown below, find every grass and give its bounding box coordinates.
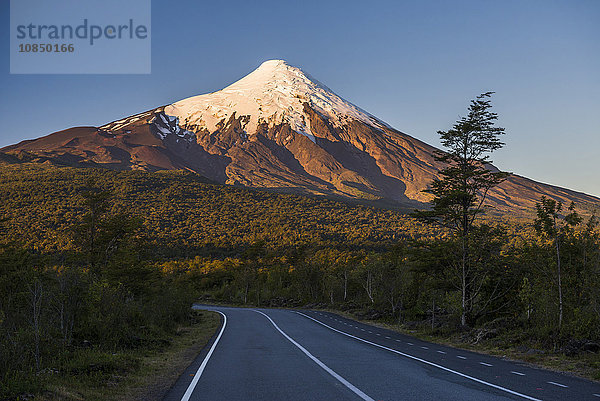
[31,310,220,401]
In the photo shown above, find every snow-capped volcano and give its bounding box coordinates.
[165,60,388,143]
[2,60,599,215]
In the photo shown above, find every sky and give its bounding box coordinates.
[1,0,599,197]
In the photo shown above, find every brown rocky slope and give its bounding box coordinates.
[2,60,598,216]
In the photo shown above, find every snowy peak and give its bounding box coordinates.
[6,59,598,216]
[164,60,388,142]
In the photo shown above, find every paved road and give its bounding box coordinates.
[163,306,600,401]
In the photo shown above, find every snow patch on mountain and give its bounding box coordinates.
[149,112,196,142]
[100,110,155,132]
[164,60,390,143]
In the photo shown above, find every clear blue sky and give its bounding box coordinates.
[1,0,599,197]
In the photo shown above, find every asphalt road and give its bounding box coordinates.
[163,305,600,401]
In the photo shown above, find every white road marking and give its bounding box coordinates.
[395,340,401,342]
[593,393,600,397]
[181,310,227,401]
[547,381,568,388]
[457,356,467,359]
[511,371,525,376]
[376,333,381,336]
[421,346,429,350]
[437,350,446,354]
[479,362,493,367]
[385,336,391,339]
[255,310,374,401]
[296,312,541,401]
[407,342,414,346]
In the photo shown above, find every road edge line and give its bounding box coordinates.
[296,311,541,401]
[253,309,375,401]
[180,310,227,401]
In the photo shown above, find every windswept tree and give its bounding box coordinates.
[414,92,509,327]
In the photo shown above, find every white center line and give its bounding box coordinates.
[255,310,374,401]
[376,333,381,336]
[457,356,467,359]
[511,371,525,376]
[421,346,429,350]
[479,362,493,367]
[395,339,401,342]
[547,381,568,388]
[181,310,227,401]
[593,393,600,397]
[385,336,391,339]
[407,342,414,346]
[437,350,446,354]
[296,312,541,401]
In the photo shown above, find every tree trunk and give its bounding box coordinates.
[343,270,348,301]
[398,298,403,324]
[556,238,563,330]
[30,280,43,372]
[461,234,468,327]
[432,299,436,330]
[365,271,374,303]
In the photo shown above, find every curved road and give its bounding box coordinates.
[163,305,600,401]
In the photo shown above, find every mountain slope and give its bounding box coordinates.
[2,60,598,215]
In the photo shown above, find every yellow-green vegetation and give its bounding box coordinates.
[33,310,220,401]
[0,162,443,258]
[1,160,599,398]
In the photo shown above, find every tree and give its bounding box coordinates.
[235,241,267,304]
[73,179,141,278]
[354,256,378,304]
[73,179,111,273]
[534,197,581,330]
[581,216,600,334]
[414,92,509,327]
[380,244,412,321]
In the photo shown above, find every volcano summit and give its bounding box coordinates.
[3,60,598,214]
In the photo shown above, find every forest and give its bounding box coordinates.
[0,158,599,398]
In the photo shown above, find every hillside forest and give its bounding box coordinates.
[1,158,599,398]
